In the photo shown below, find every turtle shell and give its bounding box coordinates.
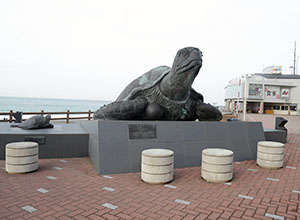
[116,66,170,101]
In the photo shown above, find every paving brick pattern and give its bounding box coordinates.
[1,133,300,219]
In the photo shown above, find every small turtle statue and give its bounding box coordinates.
[93,47,222,121]
[11,115,54,130]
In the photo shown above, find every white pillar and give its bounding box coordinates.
[259,102,264,114]
[243,76,248,121]
[225,100,230,112]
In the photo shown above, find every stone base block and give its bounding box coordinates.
[79,120,265,175]
[264,129,287,143]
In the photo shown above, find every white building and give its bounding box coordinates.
[224,66,300,115]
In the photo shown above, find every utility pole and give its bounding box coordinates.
[236,77,241,115]
[243,75,247,121]
[293,41,296,75]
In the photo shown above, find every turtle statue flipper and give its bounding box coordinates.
[93,98,165,120]
[93,98,145,120]
[195,102,222,121]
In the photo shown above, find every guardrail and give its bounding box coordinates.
[1,110,237,123]
[0,110,93,123]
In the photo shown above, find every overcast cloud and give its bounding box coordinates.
[1,0,300,105]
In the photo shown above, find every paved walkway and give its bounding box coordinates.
[1,133,300,220]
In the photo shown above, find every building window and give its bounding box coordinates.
[249,84,263,97]
[273,105,280,110]
[281,106,288,111]
[290,104,297,111]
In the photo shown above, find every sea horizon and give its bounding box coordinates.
[0,95,111,102]
[0,96,110,113]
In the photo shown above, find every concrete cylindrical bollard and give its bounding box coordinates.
[257,141,284,169]
[5,142,39,174]
[141,149,174,184]
[201,148,234,183]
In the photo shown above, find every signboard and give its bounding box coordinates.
[262,66,282,74]
[264,86,280,100]
[281,88,289,98]
[271,66,282,73]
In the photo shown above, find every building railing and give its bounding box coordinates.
[0,110,93,123]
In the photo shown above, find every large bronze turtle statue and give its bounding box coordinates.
[94,47,222,121]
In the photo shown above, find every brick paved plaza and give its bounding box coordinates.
[1,119,300,219]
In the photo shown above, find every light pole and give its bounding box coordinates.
[297,55,300,74]
[293,41,296,75]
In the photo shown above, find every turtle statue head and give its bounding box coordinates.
[172,47,202,75]
[161,47,203,101]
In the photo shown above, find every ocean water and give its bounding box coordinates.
[0,96,109,113]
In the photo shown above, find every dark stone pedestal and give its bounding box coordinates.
[264,128,287,144]
[0,123,89,159]
[80,120,265,175]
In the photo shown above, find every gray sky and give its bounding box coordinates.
[1,0,300,105]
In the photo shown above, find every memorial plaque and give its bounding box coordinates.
[128,124,157,139]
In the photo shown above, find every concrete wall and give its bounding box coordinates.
[0,123,89,160]
[80,120,265,175]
